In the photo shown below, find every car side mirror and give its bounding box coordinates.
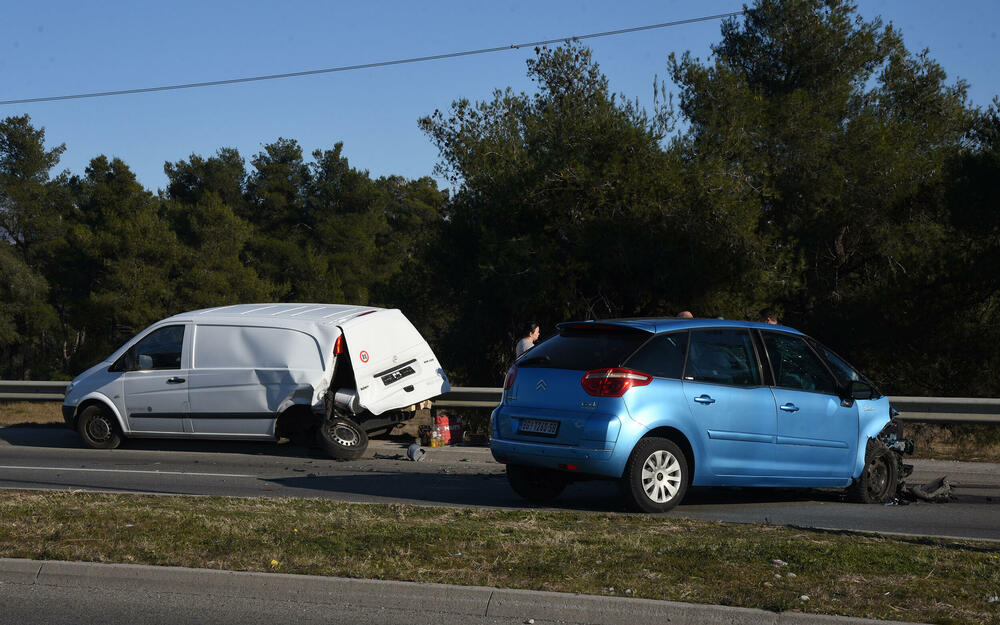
[849,381,874,400]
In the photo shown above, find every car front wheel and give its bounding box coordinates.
[847,439,900,503]
[621,437,689,513]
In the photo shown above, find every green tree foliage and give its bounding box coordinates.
[163,149,277,310]
[0,115,63,377]
[669,0,978,392]
[421,44,705,382]
[58,157,183,368]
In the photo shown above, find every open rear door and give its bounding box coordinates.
[338,309,450,415]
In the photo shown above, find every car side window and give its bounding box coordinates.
[762,332,839,395]
[684,329,760,387]
[113,325,186,372]
[624,332,688,379]
[811,340,863,389]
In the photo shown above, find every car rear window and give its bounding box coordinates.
[517,327,650,370]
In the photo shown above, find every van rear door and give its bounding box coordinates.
[338,309,450,415]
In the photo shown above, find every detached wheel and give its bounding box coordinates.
[847,439,900,503]
[317,416,368,460]
[621,437,688,513]
[506,464,568,503]
[76,405,122,450]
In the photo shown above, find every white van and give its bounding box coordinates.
[61,304,450,459]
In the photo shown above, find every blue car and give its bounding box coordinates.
[490,318,913,512]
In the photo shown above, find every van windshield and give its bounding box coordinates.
[517,327,650,370]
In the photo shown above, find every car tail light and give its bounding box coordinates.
[581,368,652,397]
[333,335,345,355]
[503,365,518,390]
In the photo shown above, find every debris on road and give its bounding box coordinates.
[406,443,426,461]
[897,476,954,503]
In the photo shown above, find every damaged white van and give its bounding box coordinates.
[61,304,450,459]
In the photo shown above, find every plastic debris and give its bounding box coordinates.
[772,559,788,567]
[800,595,810,601]
[407,443,426,461]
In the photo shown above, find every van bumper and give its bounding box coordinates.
[62,404,76,428]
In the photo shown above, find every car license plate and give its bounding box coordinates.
[518,418,559,436]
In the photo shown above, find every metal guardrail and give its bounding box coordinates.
[3,381,1000,424]
[0,380,68,402]
[430,389,1000,425]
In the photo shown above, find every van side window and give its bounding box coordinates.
[762,332,839,395]
[624,332,688,379]
[684,329,760,387]
[112,325,185,372]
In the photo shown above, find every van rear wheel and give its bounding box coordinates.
[317,416,368,460]
[77,404,122,450]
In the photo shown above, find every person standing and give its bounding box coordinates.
[515,323,540,357]
[758,308,778,324]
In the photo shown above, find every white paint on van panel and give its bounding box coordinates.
[194,326,323,371]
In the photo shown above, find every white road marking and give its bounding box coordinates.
[0,465,255,478]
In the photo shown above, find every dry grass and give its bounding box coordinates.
[0,401,63,426]
[1,490,997,625]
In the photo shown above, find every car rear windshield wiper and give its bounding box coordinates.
[517,354,551,367]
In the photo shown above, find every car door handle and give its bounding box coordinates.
[779,403,800,412]
[693,395,716,405]
[166,377,186,384]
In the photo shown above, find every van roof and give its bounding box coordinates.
[161,303,383,330]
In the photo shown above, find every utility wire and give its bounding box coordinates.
[1,11,743,106]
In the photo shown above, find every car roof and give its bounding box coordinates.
[557,317,804,335]
[160,303,383,330]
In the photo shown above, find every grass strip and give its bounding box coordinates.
[1,490,997,624]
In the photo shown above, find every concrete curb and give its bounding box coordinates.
[0,558,926,625]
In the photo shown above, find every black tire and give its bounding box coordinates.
[621,437,689,513]
[847,439,900,503]
[317,416,368,460]
[76,404,122,450]
[506,464,568,504]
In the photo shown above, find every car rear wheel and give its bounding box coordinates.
[76,404,122,450]
[317,416,369,460]
[506,464,568,503]
[621,437,689,513]
[847,439,899,503]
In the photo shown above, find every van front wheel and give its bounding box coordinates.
[317,416,368,460]
[77,405,122,450]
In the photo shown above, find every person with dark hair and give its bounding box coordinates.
[515,323,540,357]
[758,308,778,324]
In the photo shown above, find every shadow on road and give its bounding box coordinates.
[0,425,327,459]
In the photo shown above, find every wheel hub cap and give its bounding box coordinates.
[330,424,359,447]
[641,450,681,504]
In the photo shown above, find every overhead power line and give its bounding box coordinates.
[1,12,743,106]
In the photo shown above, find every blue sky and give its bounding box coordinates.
[3,1,998,193]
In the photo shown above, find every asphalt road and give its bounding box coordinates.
[1,424,997,541]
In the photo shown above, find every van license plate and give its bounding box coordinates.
[519,418,559,436]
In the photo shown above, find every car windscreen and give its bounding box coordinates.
[516,327,651,370]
